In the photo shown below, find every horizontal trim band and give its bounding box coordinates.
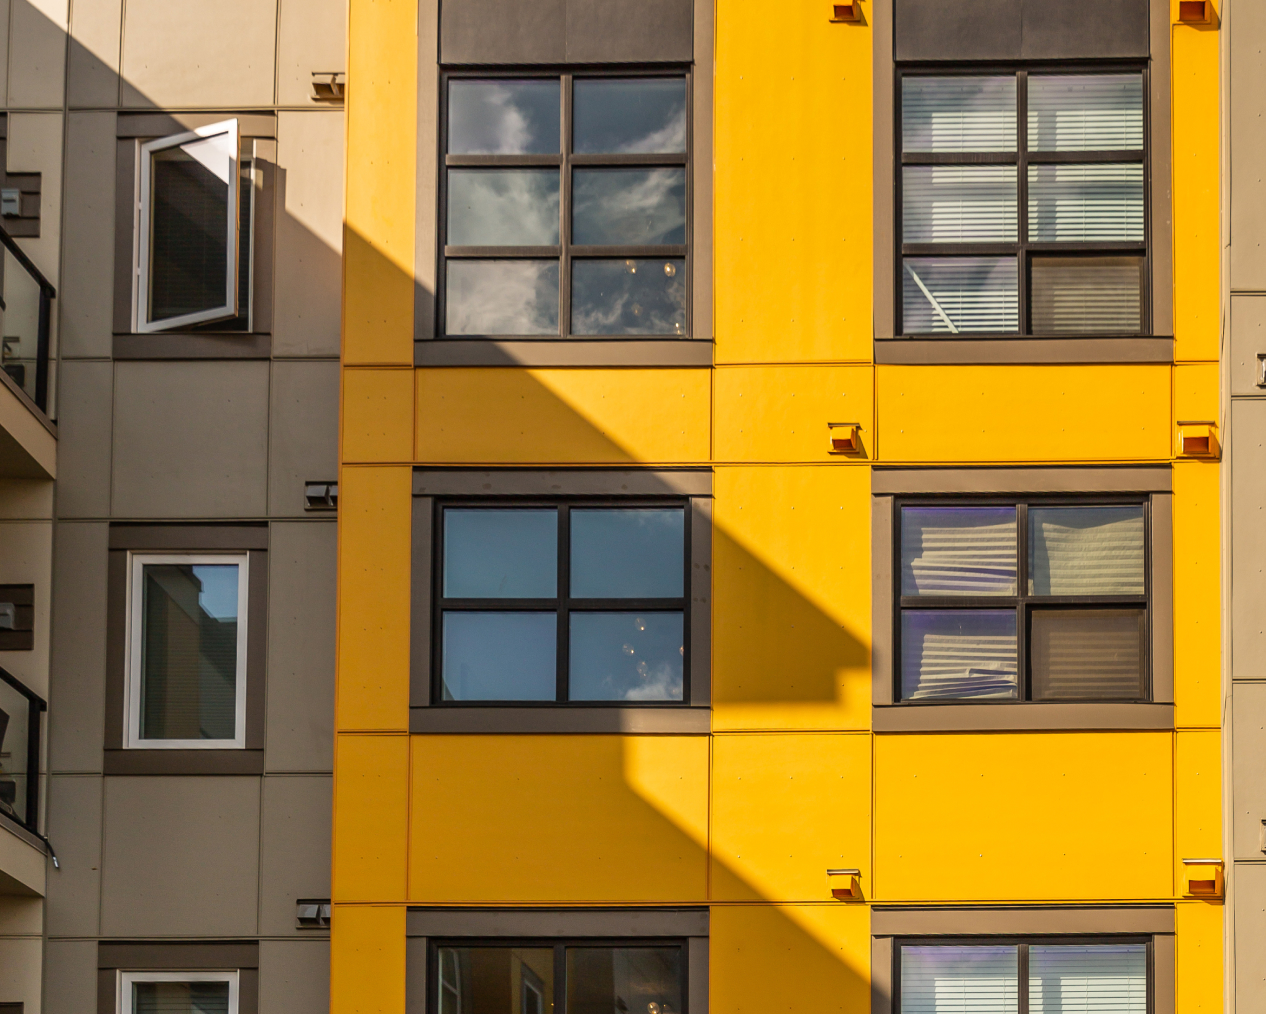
[108,525,270,551]
[116,113,276,139]
[414,468,713,498]
[416,339,713,367]
[871,905,1174,937]
[407,907,709,938]
[99,942,260,969]
[409,706,710,734]
[113,333,272,360]
[872,703,1174,732]
[102,749,265,775]
[875,337,1173,364]
[871,466,1172,495]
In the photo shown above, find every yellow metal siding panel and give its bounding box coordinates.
[1175,730,1221,896]
[711,732,871,902]
[343,369,415,464]
[875,365,1172,462]
[415,368,712,463]
[711,466,871,732]
[333,735,410,901]
[1173,460,1220,727]
[336,466,411,732]
[874,732,1173,901]
[713,366,874,462]
[1175,899,1223,1014]
[330,904,407,1014]
[709,904,870,1014]
[408,735,708,902]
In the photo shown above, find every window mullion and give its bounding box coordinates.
[558,505,571,702]
[1018,942,1030,1014]
[554,945,568,1014]
[1017,70,1029,335]
[1017,502,1029,700]
[560,73,573,338]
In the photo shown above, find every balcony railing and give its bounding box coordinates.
[0,666,45,835]
[0,224,54,414]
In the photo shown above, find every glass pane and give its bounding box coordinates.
[1029,506,1145,595]
[447,169,560,246]
[446,260,560,336]
[1029,943,1147,1014]
[899,945,1019,1014]
[902,76,1017,153]
[572,168,686,246]
[567,948,682,1014]
[900,610,1018,701]
[901,506,1018,596]
[0,676,30,826]
[1,247,41,402]
[140,563,240,740]
[902,257,1018,333]
[1028,74,1144,152]
[903,166,1017,243]
[571,508,684,598]
[1030,256,1142,334]
[1028,163,1144,242]
[149,133,233,323]
[444,508,558,598]
[434,948,555,1014]
[573,78,688,154]
[448,79,560,154]
[134,981,231,1014]
[441,612,556,700]
[571,259,686,335]
[569,612,684,701]
[1031,609,1147,701]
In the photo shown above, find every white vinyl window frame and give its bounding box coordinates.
[133,117,241,333]
[118,971,240,1014]
[124,552,250,750]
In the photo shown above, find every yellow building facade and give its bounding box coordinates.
[334,1,1223,1012]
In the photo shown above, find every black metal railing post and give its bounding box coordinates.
[0,223,56,414]
[0,665,46,834]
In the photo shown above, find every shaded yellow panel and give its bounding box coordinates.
[343,369,415,464]
[333,735,410,902]
[712,733,871,902]
[1171,18,1220,363]
[712,466,871,731]
[710,904,870,1014]
[876,365,1171,462]
[713,366,874,462]
[336,466,411,732]
[1176,899,1223,1014]
[416,369,711,464]
[875,732,1172,901]
[1173,461,1220,727]
[714,0,872,363]
[1176,730,1221,895]
[409,736,708,902]
[344,0,415,366]
[331,904,406,1014]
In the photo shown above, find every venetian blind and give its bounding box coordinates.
[901,506,1018,596]
[1028,944,1147,1014]
[900,946,1019,1014]
[1028,506,1145,595]
[133,982,230,1014]
[902,76,1017,153]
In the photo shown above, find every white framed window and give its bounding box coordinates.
[124,553,249,750]
[119,971,239,1014]
[134,118,251,333]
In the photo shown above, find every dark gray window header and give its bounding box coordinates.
[414,468,712,497]
[407,907,708,938]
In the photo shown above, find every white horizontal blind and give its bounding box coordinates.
[1028,506,1145,595]
[1027,164,1144,242]
[1028,74,1145,152]
[1030,608,1147,700]
[900,945,1020,1014]
[903,76,1017,152]
[901,506,1018,595]
[902,257,1019,333]
[1029,257,1143,334]
[901,610,1019,700]
[1029,944,1147,1014]
[904,166,1018,242]
[134,982,231,1014]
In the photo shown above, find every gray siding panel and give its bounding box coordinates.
[1234,684,1266,859]
[267,361,340,517]
[60,112,116,359]
[55,362,114,519]
[258,775,333,936]
[1232,294,1266,396]
[1231,0,1266,291]
[45,775,103,936]
[259,941,331,1014]
[1237,864,1266,1012]
[44,940,100,1014]
[1232,401,1266,679]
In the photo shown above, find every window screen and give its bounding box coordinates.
[441,74,689,338]
[897,501,1148,702]
[436,503,688,703]
[899,71,1146,336]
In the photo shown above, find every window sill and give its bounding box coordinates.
[409,706,711,734]
[113,333,272,360]
[415,339,713,368]
[874,336,1173,365]
[872,702,1173,732]
[102,748,264,775]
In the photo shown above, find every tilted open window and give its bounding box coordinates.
[134,118,253,333]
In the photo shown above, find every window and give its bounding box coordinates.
[119,972,238,1014]
[896,940,1148,1014]
[898,70,1147,336]
[135,118,254,333]
[125,553,248,748]
[440,74,689,338]
[896,500,1148,702]
[433,944,684,1014]
[435,504,688,703]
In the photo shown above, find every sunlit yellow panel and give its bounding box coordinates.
[712,733,871,902]
[712,466,871,731]
[330,904,407,1014]
[409,735,708,902]
[1173,461,1220,727]
[1176,730,1221,895]
[1176,900,1223,1014]
[343,369,415,464]
[333,735,410,902]
[415,368,711,463]
[875,732,1172,901]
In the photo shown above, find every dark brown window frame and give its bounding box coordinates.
[895,62,1150,338]
[892,494,1152,705]
[437,67,693,341]
[431,497,692,706]
[98,942,259,1014]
